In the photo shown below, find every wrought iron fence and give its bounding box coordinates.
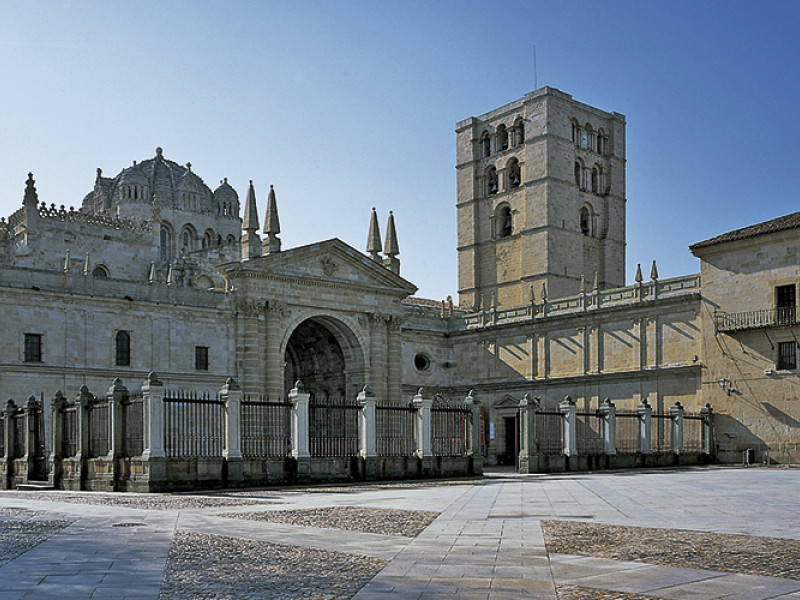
[431,396,467,457]
[534,408,563,454]
[0,412,4,456]
[88,397,110,458]
[123,392,144,457]
[12,407,25,457]
[241,396,291,458]
[615,411,640,454]
[309,396,359,457]
[164,391,225,458]
[650,413,673,454]
[576,411,604,455]
[683,414,704,453]
[714,307,798,332]
[376,399,415,457]
[62,403,78,457]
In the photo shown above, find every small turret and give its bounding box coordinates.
[241,180,262,261]
[366,207,382,263]
[23,173,38,207]
[262,185,281,254]
[382,211,400,275]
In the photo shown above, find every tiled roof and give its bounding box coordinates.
[690,211,800,251]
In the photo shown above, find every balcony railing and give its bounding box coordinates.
[715,308,798,333]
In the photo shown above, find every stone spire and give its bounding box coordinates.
[635,263,643,284]
[650,260,659,281]
[382,211,400,275]
[262,185,281,254]
[366,207,382,262]
[241,180,262,261]
[23,173,38,206]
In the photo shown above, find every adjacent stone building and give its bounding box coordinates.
[0,86,796,468]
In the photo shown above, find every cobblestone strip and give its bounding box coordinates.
[217,507,439,537]
[556,585,669,600]
[0,490,269,510]
[0,507,76,567]
[542,520,800,580]
[159,531,388,600]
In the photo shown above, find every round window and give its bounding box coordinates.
[414,353,431,371]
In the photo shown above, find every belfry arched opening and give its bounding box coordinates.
[283,317,365,399]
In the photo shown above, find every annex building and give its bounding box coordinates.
[0,87,797,479]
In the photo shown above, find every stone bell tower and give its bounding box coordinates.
[455,87,626,309]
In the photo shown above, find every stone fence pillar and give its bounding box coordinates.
[107,378,128,463]
[289,381,310,459]
[464,390,483,475]
[141,373,165,460]
[74,385,93,488]
[358,385,377,458]
[221,377,243,485]
[560,396,577,456]
[2,400,16,489]
[48,391,66,487]
[700,403,714,458]
[669,401,684,455]
[518,393,538,474]
[23,395,39,483]
[412,388,433,460]
[598,398,616,456]
[637,398,652,455]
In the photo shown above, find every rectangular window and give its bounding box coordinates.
[24,333,42,363]
[778,341,796,370]
[195,346,209,371]
[776,285,796,325]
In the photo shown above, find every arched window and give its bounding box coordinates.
[180,226,195,252]
[580,206,593,237]
[597,129,606,155]
[159,226,171,261]
[481,132,491,158]
[226,234,236,246]
[514,118,525,146]
[574,160,584,189]
[203,229,215,248]
[92,265,108,278]
[487,166,498,195]
[115,331,130,367]
[497,124,509,151]
[508,158,521,188]
[581,125,590,150]
[498,205,513,237]
[183,231,190,248]
[591,166,599,193]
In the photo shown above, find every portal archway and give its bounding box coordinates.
[283,316,366,398]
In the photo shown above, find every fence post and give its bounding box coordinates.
[23,396,38,484]
[637,398,652,455]
[140,372,166,492]
[517,393,538,474]
[2,400,16,489]
[598,398,617,456]
[107,378,128,491]
[358,385,377,458]
[75,385,93,489]
[221,378,243,485]
[412,388,433,460]
[48,391,65,488]
[700,403,714,459]
[560,395,577,457]
[465,390,484,475]
[289,381,310,458]
[670,401,684,455]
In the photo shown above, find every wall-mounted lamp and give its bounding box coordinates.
[718,378,736,396]
[765,369,775,376]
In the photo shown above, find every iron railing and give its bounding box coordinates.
[650,413,673,454]
[164,391,225,458]
[241,396,291,458]
[576,410,604,455]
[309,396,359,457]
[88,397,110,458]
[431,396,468,457]
[376,399,415,457]
[123,393,144,457]
[715,307,798,333]
[614,411,640,454]
[534,408,563,454]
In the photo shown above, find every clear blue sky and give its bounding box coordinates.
[2,1,798,302]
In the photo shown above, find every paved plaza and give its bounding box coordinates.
[1,467,799,600]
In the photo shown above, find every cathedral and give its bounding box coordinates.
[1,87,798,468]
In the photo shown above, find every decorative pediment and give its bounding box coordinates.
[494,394,522,410]
[222,238,417,297]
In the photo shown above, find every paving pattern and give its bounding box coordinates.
[0,468,799,600]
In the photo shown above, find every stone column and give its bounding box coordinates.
[386,318,403,402]
[141,373,165,460]
[465,390,483,475]
[598,398,617,456]
[368,315,389,401]
[700,403,714,458]
[2,400,16,489]
[107,378,128,491]
[289,381,310,459]
[23,396,37,484]
[670,401,685,455]
[412,389,433,468]
[221,377,243,485]
[48,391,65,488]
[264,303,285,400]
[75,385,93,490]
[560,396,577,457]
[358,385,377,458]
[517,393,538,474]
[637,398,652,455]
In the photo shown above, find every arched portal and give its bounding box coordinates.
[283,316,366,399]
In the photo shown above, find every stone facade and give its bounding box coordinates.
[0,87,796,472]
